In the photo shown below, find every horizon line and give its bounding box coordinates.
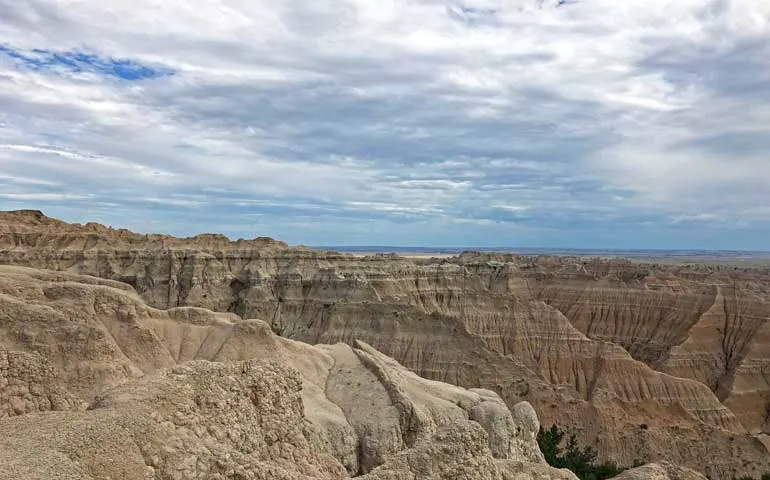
[310,245,770,254]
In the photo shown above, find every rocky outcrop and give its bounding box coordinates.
[0,265,575,479]
[358,419,577,480]
[611,462,708,480]
[0,209,288,250]
[535,273,770,435]
[0,350,84,417]
[0,359,347,480]
[0,356,576,480]
[2,211,770,479]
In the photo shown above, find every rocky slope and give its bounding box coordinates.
[1,210,769,479]
[534,265,770,434]
[0,264,578,479]
[611,462,708,480]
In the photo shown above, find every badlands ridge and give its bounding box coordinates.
[1,210,769,479]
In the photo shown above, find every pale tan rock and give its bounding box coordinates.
[0,264,573,480]
[508,401,547,463]
[357,420,504,480]
[0,359,347,480]
[321,342,405,473]
[0,350,84,417]
[3,211,770,479]
[496,460,580,480]
[610,462,708,480]
[357,419,578,480]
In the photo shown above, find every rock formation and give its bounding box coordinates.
[610,462,708,480]
[0,264,577,479]
[0,350,84,417]
[2,210,770,479]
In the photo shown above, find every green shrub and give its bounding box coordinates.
[539,428,770,480]
[537,424,626,480]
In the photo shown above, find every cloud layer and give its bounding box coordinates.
[1,0,769,248]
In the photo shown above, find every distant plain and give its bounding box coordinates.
[322,246,770,266]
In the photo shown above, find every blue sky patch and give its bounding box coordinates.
[0,44,174,80]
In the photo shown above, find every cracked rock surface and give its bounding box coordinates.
[0,265,576,479]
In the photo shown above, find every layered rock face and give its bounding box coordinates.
[611,462,708,480]
[0,265,576,479]
[2,211,770,479]
[532,263,770,437]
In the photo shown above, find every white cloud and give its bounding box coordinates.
[0,0,768,247]
[0,174,59,186]
[492,205,529,212]
[141,197,206,208]
[0,193,92,201]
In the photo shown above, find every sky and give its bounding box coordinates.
[0,0,769,249]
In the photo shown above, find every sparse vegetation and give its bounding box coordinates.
[538,424,770,480]
[537,424,633,480]
[732,474,770,480]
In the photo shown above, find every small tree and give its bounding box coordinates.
[538,424,565,467]
[537,425,626,480]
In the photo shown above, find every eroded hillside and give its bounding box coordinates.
[0,265,578,479]
[2,210,769,479]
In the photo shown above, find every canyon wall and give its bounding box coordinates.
[0,264,578,479]
[2,210,769,479]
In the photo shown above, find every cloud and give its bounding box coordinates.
[0,0,768,249]
[492,205,529,212]
[0,192,92,201]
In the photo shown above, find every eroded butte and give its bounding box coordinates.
[1,210,768,479]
